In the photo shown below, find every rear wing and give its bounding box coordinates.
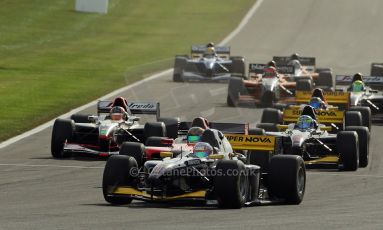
[226,134,278,151]
[273,56,316,67]
[282,107,344,124]
[248,63,295,74]
[97,101,160,119]
[191,45,230,59]
[178,121,248,134]
[335,75,383,87]
[295,91,350,105]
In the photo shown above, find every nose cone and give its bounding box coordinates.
[291,134,305,148]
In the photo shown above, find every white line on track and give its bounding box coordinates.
[0,0,264,149]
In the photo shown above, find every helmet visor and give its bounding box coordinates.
[187,135,201,143]
[310,100,321,109]
[194,151,209,158]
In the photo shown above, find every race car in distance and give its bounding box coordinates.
[51,97,179,158]
[254,105,370,170]
[335,74,383,123]
[173,43,245,82]
[227,56,333,107]
[103,127,306,209]
[227,63,306,107]
[272,54,333,90]
[277,89,372,131]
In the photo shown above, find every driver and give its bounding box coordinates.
[186,127,205,144]
[110,106,127,121]
[296,115,317,130]
[203,46,216,58]
[288,53,302,71]
[350,80,365,92]
[309,97,327,109]
[263,66,278,78]
[192,142,213,158]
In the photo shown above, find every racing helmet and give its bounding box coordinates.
[352,73,363,82]
[263,66,278,78]
[193,142,213,158]
[290,59,302,70]
[187,127,205,144]
[207,42,215,48]
[309,97,324,109]
[206,46,215,55]
[351,80,364,92]
[267,60,276,68]
[296,115,315,130]
[291,53,300,60]
[110,106,126,121]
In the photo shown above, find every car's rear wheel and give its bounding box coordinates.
[144,122,166,142]
[227,77,245,107]
[268,155,306,204]
[337,131,359,171]
[157,117,179,139]
[345,126,369,168]
[348,106,371,130]
[70,114,91,123]
[119,142,145,167]
[344,111,362,128]
[261,108,282,124]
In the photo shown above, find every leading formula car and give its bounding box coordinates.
[173,43,245,82]
[51,97,179,158]
[103,125,306,209]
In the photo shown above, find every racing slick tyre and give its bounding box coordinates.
[248,128,270,173]
[144,122,166,141]
[51,119,75,158]
[315,68,332,73]
[344,111,362,128]
[256,123,279,132]
[230,56,246,79]
[261,108,282,123]
[215,160,247,209]
[102,155,137,205]
[337,131,359,171]
[296,79,313,91]
[371,64,383,76]
[157,117,180,139]
[268,155,306,204]
[345,126,369,168]
[173,56,187,82]
[348,106,371,131]
[227,77,245,107]
[70,114,91,123]
[315,71,333,90]
[119,142,145,167]
[145,136,173,147]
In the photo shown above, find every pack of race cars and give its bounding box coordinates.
[51,44,382,209]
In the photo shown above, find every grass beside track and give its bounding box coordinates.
[0,0,255,141]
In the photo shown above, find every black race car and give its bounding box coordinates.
[103,128,306,209]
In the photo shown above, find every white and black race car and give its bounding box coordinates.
[50,97,178,158]
[173,44,245,82]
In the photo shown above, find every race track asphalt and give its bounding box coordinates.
[1,0,383,229]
